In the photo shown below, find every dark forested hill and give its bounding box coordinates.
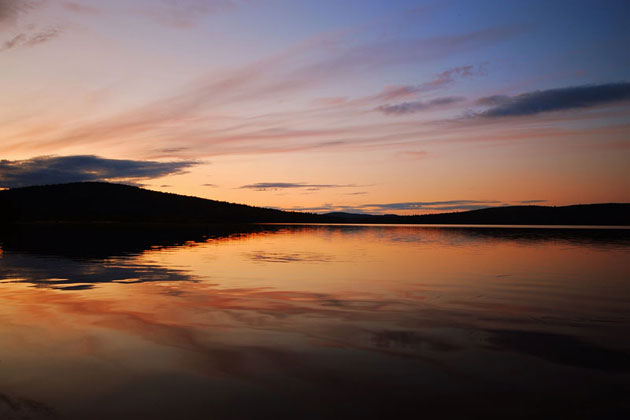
[0,182,628,225]
[338,203,630,226]
[0,182,316,223]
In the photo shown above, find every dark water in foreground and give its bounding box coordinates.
[0,224,629,419]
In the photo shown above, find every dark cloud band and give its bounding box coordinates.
[477,82,630,117]
[360,200,501,211]
[0,155,197,188]
[285,200,502,214]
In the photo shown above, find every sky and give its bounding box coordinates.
[1,0,629,214]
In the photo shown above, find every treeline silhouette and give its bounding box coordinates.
[0,222,280,259]
[0,182,314,223]
[0,182,628,225]
[338,204,630,225]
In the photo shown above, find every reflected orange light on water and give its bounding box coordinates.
[0,225,629,419]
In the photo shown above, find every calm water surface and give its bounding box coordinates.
[0,224,629,419]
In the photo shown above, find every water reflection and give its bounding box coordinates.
[0,224,274,288]
[0,224,628,419]
[0,253,196,290]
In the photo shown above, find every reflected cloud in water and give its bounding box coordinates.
[0,252,195,289]
[0,224,629,418]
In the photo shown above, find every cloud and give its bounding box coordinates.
[359,200,501,212]
[0,0,62,52]
[238,182,363,191]
[306,26,519,83]
[425,65,477,89]
[372,65,482,102]
[59,1,246,27]
[131,0,243,28]
[5,26,520,158]
[1,32,25,50]
[1,26,62,51]
[284,200,503,214]
[477,82,630,117]
[475,95,510,107]
[0,252,195,288]
[61,1,101,15]
[377,96,465,115]
[25,26,62,45]
[0,0,40,23]
[60,1,247,27]
[517,200,548,204]
[0,155,197,188]
[159,147,189,154]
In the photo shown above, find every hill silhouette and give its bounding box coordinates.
[336,204,630,226]
[0,182,317,224]
[0,182,628,225]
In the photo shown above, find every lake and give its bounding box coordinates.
[0,224,629,419]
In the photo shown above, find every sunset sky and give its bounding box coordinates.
[1,0,629,214]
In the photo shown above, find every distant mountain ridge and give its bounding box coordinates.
[324,204,630,226]
[0,182,628,226]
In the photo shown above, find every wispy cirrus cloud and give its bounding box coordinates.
[11,25,520,157]
[239,182,363,191]
[1,26,62,51]
[0,155,197,188]
[304,27,518,82]
[61,1,102,15]
[59,0,247,26]
[476,82,630,117]
[374,65,482,102]
[0,0,63,52]
[424,65,479,90]
[131,0,246,28]
[0,0,41,23]
[377,96,465,115]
